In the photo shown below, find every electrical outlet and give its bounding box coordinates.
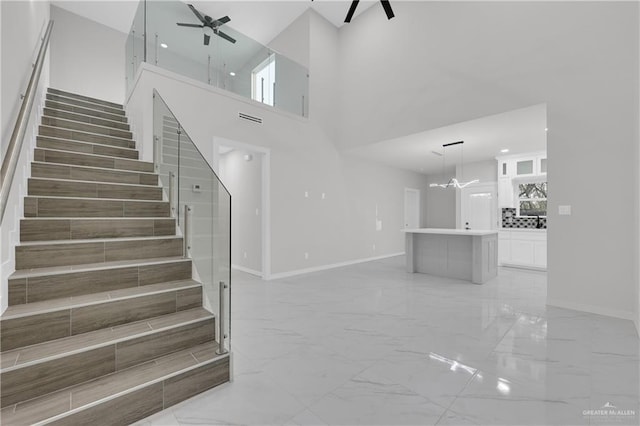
[255,208,260,216]
[304,252,309,260]
[372,244,376,251]
[322,192,326,199]
[304,191,309,198]
[243,251,247,259]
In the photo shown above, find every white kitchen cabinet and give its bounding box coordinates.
[534,240,547,268]
[498,229,547,270]
[498,178,514,208]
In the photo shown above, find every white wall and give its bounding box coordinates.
[50,5,126,104]
[424,171,456,229]
[1,0,50,155]
[0,0,51,314]
[456,160,497,184]
[338,1,639,321]
[220,150,263,274]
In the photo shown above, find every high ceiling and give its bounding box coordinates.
[346,104,547,175]
[52,0,378,44]
[52,1,546,175]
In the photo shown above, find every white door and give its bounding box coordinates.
[460,183,497,230]
[404,188,420,229]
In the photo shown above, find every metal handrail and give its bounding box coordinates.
[0,20,54,223]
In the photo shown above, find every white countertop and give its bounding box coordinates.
[403,228,498,236]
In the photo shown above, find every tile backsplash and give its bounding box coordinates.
[502,208,547,229]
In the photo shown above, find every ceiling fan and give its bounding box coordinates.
[345,0,394,22]
[176,4,236,45]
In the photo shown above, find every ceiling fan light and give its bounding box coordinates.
[203,26,214,37]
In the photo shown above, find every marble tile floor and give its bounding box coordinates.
[136,256,640,425]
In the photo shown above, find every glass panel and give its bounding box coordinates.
[519,200,547,216]
[540,158,547,173]
[125,0,146,95]
[137,0,309,116]
[516,159,534,175]
[153,90,232,353]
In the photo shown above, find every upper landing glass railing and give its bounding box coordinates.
[126,0,309,117]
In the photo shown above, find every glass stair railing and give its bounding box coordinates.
[127,0,309,117]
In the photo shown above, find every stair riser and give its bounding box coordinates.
[8,261,192,305]
[46,93,125,116]
[1,288,202,350]
[43,108,130,131]
[34,149,154,172]
[42,116,132,140]
[37,137,137,159]
[0,347,115,409]
[24,197,170,218]
[15,238,183,270]
[20,218,175,242]
[48,357,229,426]
[28,179,163,201]
[0,319,215,408]
[48,89,124,110]
[31,163,157,186]
[45,100,127,123]
[40,126,133,149]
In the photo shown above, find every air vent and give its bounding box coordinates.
[238,112,262,124]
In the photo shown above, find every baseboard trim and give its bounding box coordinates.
[231,264,262,277]
[547,298,635,322]
[266,252,405,281]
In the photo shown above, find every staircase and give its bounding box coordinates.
[0,88,230,425]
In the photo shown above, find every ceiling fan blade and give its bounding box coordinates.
[204,33,211,45]
[344,0,359,23]
[215,30,236,44]
[188,4,207,24]
[380,0,395,20]
[177,23,203,28]
[213,15,231,26]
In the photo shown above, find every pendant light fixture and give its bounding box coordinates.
[429,141,479,189]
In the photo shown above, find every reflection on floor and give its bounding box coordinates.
[136,256,639,425]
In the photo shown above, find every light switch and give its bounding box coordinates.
[559,205,571,215]
[376,220,383,231]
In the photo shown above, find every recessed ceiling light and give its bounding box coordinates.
[500,149,509,153]
[229,72,236,76]
[545,127,548,131]
[160,43,168,49]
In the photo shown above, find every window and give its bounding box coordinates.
[518,182,547,216]
[252,54,275,106]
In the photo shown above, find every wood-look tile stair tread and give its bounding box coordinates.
[41,117,133,139]
[0,308,213,371]
[29,177,159,189]
[45,100,128,123]
[37,135,137,153]
[17,235,180,246]
[31,161,156,178]
[39,125,132,143]
[9,256,187,279]
[43,108,130,130]
[45,94,125,116]
[1,280,200,320]
[25,194,166,203]
[0,342,224,426]
[36,148,153,173]
[48,88,124,110]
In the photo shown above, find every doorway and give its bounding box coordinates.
[404,188,421,229]
[459,183,498,230]
[215,138,270,278]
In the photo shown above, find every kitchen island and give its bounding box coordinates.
[404,228,498,284]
